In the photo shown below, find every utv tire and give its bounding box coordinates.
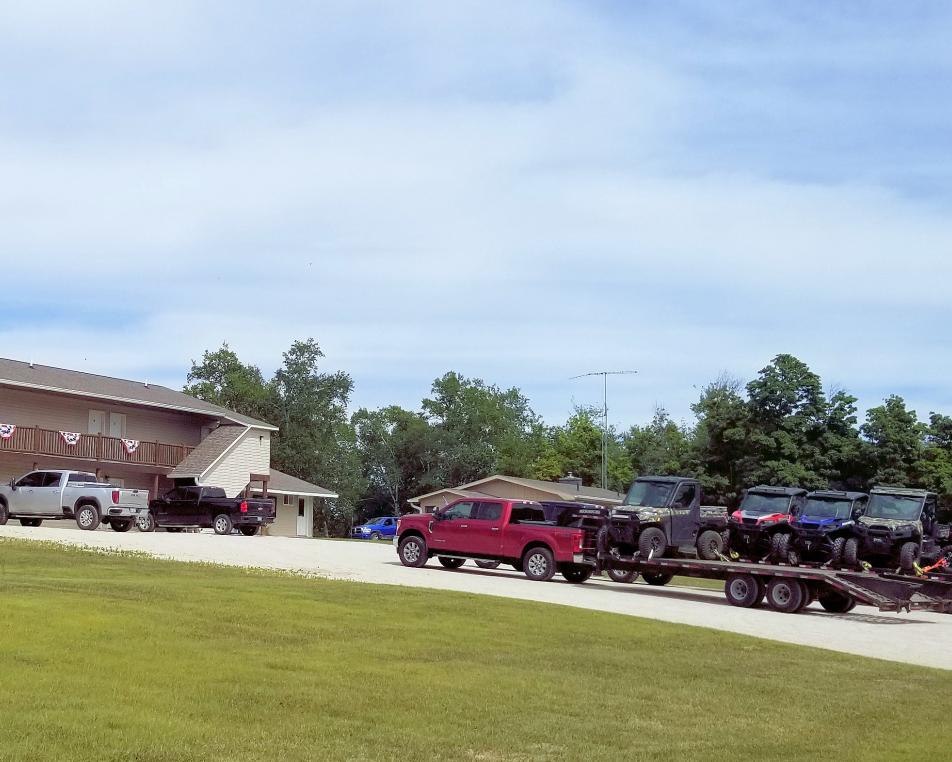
[725,574,762,608]
[398,535,428,567]
[818,590,855,613]
[238,526,259,536]
[772,532,793,563]
[136,512,156,532]
[830,537,846,566]
[696,529,723,560]
[641,572,674,586]
[523,547,556,581]
[843,537,860,568]
[765,578,806,613]
[560,565,594,583]
[475,560,501,569]
[438,556,465,569]
[607,568,638,584]
[213,514,233,535]
[899,542,918,573]
[638,527,667,559]
[75,504,101,531]
[110,519,133,532]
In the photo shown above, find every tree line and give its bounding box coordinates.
[184,342,952,534]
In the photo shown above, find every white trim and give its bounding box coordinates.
[253,488,338,498]
[195,426,250,479]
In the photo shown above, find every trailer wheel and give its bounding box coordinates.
[641,572,673,586]
[843,537,859,568]
[475,560,501,569]
[607,568,638,584]
[765,578,806,613]
[818,590,855,613]
[724,574,762,608]
[830,537,846,566]
[696,530,723,560]
[523,547,556,581]
[899,542,918,573]
[639,527,667,559]
[438,556,465,569]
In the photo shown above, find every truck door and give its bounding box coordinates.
[429,501,475,552]
[669,482,698,546]
[31,471,65,515]
[10,471,47,514]
[467,501,505,556]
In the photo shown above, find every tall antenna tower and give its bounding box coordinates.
[570,370,638,489]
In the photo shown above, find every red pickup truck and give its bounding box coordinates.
[395,498,597,582]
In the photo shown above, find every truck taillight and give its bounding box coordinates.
[111,490,120,504]
[572,533,583,553]
[240,501,248,513]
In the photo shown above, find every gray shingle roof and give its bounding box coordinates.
[250,469,338,498]
[0,357,277,430]
[168,425,245,478]
[411,475,625,506]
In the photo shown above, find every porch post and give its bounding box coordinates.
[152,473,160,499]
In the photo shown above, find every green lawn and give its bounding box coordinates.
[0,540,946,762]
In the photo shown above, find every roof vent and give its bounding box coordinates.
[558,473,583,491]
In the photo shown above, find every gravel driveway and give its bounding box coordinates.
[2,525,950,670]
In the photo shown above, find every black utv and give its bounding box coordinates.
[788,490,867,566]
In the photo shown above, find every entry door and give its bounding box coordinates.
[429,501,476,552]
[109,413,126,438]
[88,410,105,435]
[296,498,309,536]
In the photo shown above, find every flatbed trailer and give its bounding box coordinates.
[595,552,952,615]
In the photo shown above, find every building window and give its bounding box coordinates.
[283,495,291,505]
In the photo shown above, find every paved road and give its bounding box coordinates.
[2,525,950,669]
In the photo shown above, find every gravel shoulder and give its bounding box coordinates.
[2,525,950,670]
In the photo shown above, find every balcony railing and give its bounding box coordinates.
[0,426,194,469]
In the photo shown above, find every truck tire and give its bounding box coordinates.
[830,537,846,566]
[438,556,465,569]
[765,578,806,613]
[213,514,233,535]
[136,512,156,532]
[19,518,42,527]
[370,531,382,540]
[818,590,855,613]
[110,519,133,532]
[607,568,638,584]
[560,565,593,583]
[641,572,673,586]
[475,560,501,569]
[523,547,556,581]
[843,537,859,568]
[0,501,8,525]
[398,535,429,567]
[638,527,667,559]
[696,530,723,560]
[724,574,762,608]
[238,526,259,536]
[899,542,918,573]
[75,504,100,531]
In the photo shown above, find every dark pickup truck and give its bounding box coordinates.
[138,486,276,535]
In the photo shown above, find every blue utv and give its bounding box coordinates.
[789,490,867,567]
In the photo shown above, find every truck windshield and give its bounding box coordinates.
[368,517,388,524]
[740,493,791,514]
[802,498,852,520]
[623,481,674,507]
[865,495,923,521]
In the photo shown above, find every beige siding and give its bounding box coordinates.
[202,429,270,497]
[475,479,562,503]
[418,491,468,512]
[270,495,299,536]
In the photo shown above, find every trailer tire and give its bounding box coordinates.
[899,542,918,573]
[398,535,428,567]
[818,591,855,613]
[843,537,859,568]
[725,574,762,608]
[475,560,501,569]
[765,578,806,613]
[438,556,465,569]
[696,530,723,560]
[523,546,556,581]
[830,537,846,566]
[638,527,667,559]
[607,568,638,584]
[641,572,673,586]
[560,565,593,583]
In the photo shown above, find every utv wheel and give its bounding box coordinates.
[843,537,859,568]
[523,547,556,581]
[0,502,8,525]
[238,526,259,537]
[765,578,806,613]
[398,535,428,567]
[438,556,465,569]
[607,568,638,584]
[641,572,673,586]
[136,512,156,532]
[899,542,918,573]
[830,537,846,566]
[725,573,762,608]
[213,514,233,535]
[696,530,723,560]
[818,590,855,613]
[561,564,594,583]
[772,532,793,563]
[110,519,133,533]
[475,560,501,569]
[638,527,667,559]
[75,504,100,531]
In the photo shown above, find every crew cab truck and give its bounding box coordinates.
[395,498,595,582]
[351,516,399,540]
[726,485,806,563]
[789,490,867,567]
[845,487,950,573]
[138,486,276,535]
[599,476,728,584]
[0,469,149,531]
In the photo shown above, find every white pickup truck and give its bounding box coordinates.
[0,469,150,531]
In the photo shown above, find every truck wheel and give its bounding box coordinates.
[765,578,806,613]
[899,542,918,573]
[213,514,233,535]
[438,556,465,569]
[607,568,638,584]
[830,537,846,566]
[725,574,762,608]
[641,572,673,586]
[0,502,8,525]
[136,512,156,532]
[238,526,259,536]
[75,504,100,531]
[370,531,382,540]
[638,527,667,559]
[818,590,855,613]
[843,537,859,568]
[560,565,593,583]
[475,560,501,569]
[696,530,723,560]
[523,547,556,581]
[398,535,429,567]
[110,519,133,532]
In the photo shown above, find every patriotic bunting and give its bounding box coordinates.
[0,423,15,440]
[60,431,81,446]
[121,438,140,454]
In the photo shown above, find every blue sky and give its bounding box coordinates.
[2,1,951,429]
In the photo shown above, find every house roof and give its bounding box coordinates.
[253,469,338,498]
[411,475,624,506]
[0,357,277,430]
[168,425,246,479]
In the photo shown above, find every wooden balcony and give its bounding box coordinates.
[0,426,194,469]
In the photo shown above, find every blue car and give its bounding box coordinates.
[351,516,399,540]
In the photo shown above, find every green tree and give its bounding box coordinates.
[623,407,694,477]
[183,343,274,423]
[918,413,952,503]
[690,374,749,503]
[860,395,926,487]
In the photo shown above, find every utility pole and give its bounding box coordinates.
[570,370,638,489]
